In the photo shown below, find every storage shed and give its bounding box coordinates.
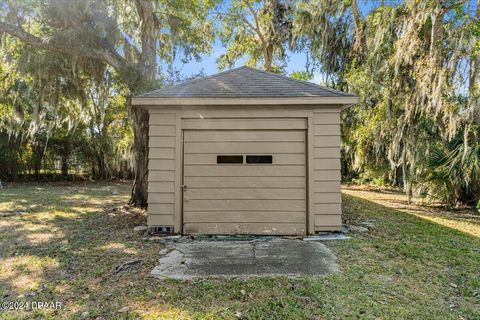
[132,66,357,235]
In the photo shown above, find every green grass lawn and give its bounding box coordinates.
[0,182,479,319]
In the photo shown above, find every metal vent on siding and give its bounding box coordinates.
[150,226,173,234]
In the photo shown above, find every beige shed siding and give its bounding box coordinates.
[145,105,345,234]
[313,109,342,231]
[147,112,176,227]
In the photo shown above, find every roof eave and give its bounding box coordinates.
[132,96,359,107]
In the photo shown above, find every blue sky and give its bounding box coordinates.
[168,0,385,83]
[168,0,477,84]
[170,39,313,80]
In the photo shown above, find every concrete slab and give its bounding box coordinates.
[151,239,339,280]
[303,234,350,241]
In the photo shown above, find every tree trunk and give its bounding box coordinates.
[128,0,158,207]
[470,0,480,125]
[91,162,96,179]
[130,106,149,206]
[461,0,480,160]
[33,160,41,178]
[96,155,105,179]
[32,144,43,180]
[401,146,412,204]
[351,0,363,53]
[61,154,68,177]
[264,45,274,72]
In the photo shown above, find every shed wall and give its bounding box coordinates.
[313,109,342,231]
[147,112,176,226]
[146,105,343,234]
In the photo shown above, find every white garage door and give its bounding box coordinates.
[182,128,306,235]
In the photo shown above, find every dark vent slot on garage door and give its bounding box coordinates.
[246,155,273,164]
[217,155,244,164]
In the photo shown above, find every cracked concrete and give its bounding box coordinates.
[151,239,339,280]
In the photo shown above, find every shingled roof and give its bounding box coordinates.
[137,66,355,98]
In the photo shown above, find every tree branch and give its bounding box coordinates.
[350,0,363,52]
[243,0,266,44]
[120,31,141,59]
[215,10,263,42]
[0,21,127,72]
[133,0,158,81]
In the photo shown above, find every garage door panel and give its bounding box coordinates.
[184,211,305,223]
[184,165,305,177]
[182,118,307,130]
[183,128,306,235]
[184,130,305,142]
[184,223,306,235]
[186,188,305,200]
[185,176,306,188]
[184,153,305,165]
[184,200,306,211]
[184,142,305,154]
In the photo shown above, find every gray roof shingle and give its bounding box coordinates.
[137,66,355,98]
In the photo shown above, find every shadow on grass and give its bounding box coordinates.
[0,182,151,318]
[342,187,480,238]
[0,184,479,319]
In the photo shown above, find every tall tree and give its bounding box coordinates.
[217,0,293,72]
[293,0,480,205]
[0,0,216,205]
[292,0,362,82]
